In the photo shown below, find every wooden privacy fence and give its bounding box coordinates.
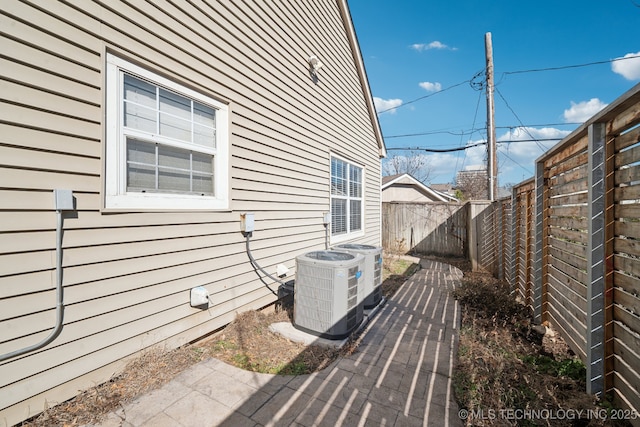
[483,83,640,419]
[382,201,467,257]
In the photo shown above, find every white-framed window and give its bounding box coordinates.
[330,155,364,240]
[105,53,229,210]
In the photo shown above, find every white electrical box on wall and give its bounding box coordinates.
[323,212,330,225]
[240,212,255,233]
[190,286,209,308]
[54,189,74,211]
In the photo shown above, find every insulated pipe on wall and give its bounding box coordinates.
[0,190,73,362]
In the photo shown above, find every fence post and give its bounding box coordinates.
[533,161,546,323]
[586,122,613,396]
[510,190,517,290]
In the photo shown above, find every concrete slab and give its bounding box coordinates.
[268,297,387,348]
[268,322,348,347]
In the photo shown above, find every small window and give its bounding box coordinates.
[330,155,364,240]
[105,54,229,210]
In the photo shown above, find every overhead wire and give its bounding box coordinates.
[376,79,471,114]
[384,122,581,139]
[380,54,635,180]
[458,87,484,177]
[501,54,640,76]
[494,87,549,152]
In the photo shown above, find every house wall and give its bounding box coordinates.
[0,1,382,425]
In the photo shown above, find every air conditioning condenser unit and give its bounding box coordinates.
[333,243,383,309]
[294,250,364,339]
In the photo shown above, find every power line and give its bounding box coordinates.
[377,55,639,117]
[386,138,562,153]
[385,129,477,139]
[495,87,548,152]
[376,79,470,114]
[499,149,533,177]
[387,141,486,153]
[383,122,581,139]
[501,54,640,76]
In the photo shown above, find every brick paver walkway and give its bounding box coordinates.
[99,259,464,427]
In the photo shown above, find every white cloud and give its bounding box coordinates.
[373,97,403,114]
[612,51,640,80]
[458,127,571,183]
[563,98,608,123]
[418,81,442,92]
[498,127,570,158]
[411,41,456,52]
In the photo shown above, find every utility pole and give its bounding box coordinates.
[485,32,497,201]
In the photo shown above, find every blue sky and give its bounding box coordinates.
[348,0,640,187]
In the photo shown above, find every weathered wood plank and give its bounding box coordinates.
[614,184,640,204]
[614,126,640,151]
[548,271,587,311]
[613,271,640,298]
[614,288,640,318]
[549,255,588,285]
[609,379,640,427]
[614,304,640,337]
[614,236,640,258]
[543,135,588,170]
[548,178,589,198]
[547,164,588,188]
[548,205,588,218]
[549,246,587,271]
[609,100,640,136]
[549,216,588,231]
[549,226,588,245]
[614,253,640,278]
[616,203,640,220]
[547,304,587,361]
[615,164,640,186]
[613,320,640,364]
[547,276,587,322]
[548,192,589,207]
[547,152,589,178]
[615,220,640,240]
[549,236,587,258]
[615,144,640,168]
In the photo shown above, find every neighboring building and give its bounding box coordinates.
[0,2,385,425]
[455,169,489,200]
[382,174,455,202]
[430,183,458,200]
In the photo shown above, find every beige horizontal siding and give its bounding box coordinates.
[0,0,382,424]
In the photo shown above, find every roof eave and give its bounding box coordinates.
[337,0,387,159]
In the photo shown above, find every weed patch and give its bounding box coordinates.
[452,270,627,426]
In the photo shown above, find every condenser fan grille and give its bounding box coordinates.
[335,243,377,250]
[304,250,354,261]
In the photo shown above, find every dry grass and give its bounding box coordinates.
[452,268,630,427]
[20,346,206,427]
[196,308,345,375]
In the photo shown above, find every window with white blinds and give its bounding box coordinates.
[105,54,229,210]
[330,155,364,239]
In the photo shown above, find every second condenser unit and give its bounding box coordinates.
[333,244,383,309]
[294,250,364,339]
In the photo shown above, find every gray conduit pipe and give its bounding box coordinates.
[245,232,284,296]
[0,192,70,362]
